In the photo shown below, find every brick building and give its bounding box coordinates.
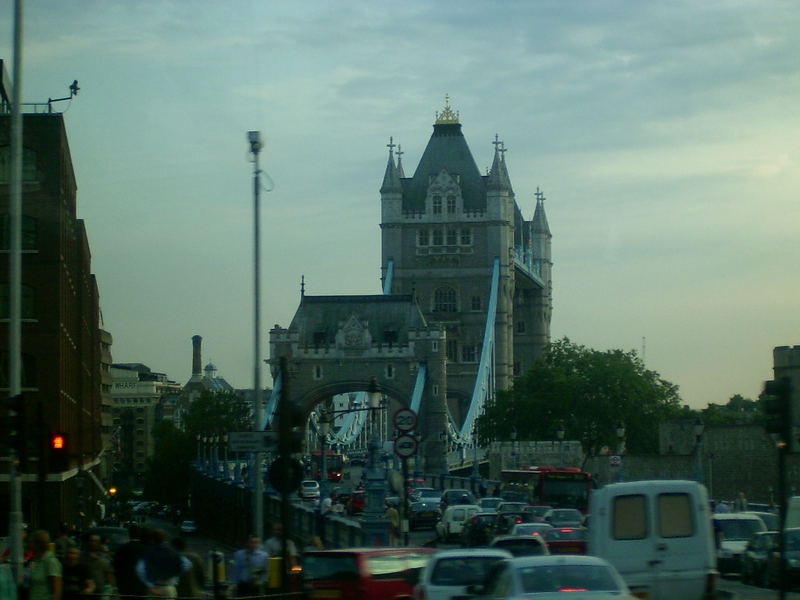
[0,69,107,531]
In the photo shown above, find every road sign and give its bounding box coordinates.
[393,408,417,432]
[609,454,622,467]
[228,431,278,453]
[268,456,304,493]
[394,434,418,459]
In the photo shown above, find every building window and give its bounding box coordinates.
[446,228,457,246]
[471,295,482,311]
[383,330,398,345]
[460,229,472,245]
[417,229,428,246]
[0,147,38,183]
[431,340,438,352]
[517,321,526,333]
[0,215,38,250]
[446,340,458,362]
[434,287,457,312]
[385,364,395,379]
[0,283,36,319]
[432,195,442,215]
[513,362,521,376]
[462,345,477,363]
[447,195,456,213]
[313,365,323,379]
[313,332,326,347]
[432,229,443,246]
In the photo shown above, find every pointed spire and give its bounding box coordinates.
[396,144,406,179]
[487,134,510,191]
[532,187,551,234]
[380,136,402,193]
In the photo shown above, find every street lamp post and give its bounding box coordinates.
[615,423,626,482]
[470,429,481,495]
[510,428,518,469]
[318,408,332,505]
[196,434,202,467]
[364,380,388,520]
[248,130,265,539]
[556,423,565,467]
[222,433,229,479]
[693,419,705,485]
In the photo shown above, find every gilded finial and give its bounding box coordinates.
[435,94,460,124]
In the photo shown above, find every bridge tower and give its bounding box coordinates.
[380,99,553,427]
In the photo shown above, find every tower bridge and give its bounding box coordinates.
[268,99,553,474]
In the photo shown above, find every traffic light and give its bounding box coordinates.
[2,394,28,461]
[49,431,69,472]
[763,377,793,445]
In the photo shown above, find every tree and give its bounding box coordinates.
[701,394,760,425]
[476,338,685,458]
[143,390,252,506]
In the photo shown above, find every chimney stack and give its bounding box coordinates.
[192,335,202,377]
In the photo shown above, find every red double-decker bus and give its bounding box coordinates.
[311,449,344,483]
[499,466,595,512]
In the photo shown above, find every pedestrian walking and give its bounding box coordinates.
[26,530,62,600]
[59,548,94,600]
[264,524,298,570]
[231,535,268,598]
[53,527,76,562]
[384,502,400,546]
[78,534,114,600]
[112,526,147,600]
[135,529,189,599]
[169,538,205,600]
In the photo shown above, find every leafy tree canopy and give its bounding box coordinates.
[143,390,251,506]
[476,338,686,457]
[701,393,760,425]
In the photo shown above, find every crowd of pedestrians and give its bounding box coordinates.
[0,526,206,600]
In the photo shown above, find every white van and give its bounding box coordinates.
[588,480,717,600]
[435,504,481,542]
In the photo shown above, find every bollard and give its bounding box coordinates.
[209,550,226,600]
[267,556,283,589]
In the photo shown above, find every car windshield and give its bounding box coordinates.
[519,564,621,593]
[718,519,765,541]
[303,555,359,581]
[552,510,581,520]
[430,556,507,586]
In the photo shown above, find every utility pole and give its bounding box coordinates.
[248,130,264,539]
[8,0,25,585]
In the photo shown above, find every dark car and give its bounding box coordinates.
[495,512,533,535]
[522,505,553,522]
[441,489,477,510]
[542,527,588,555]
[543,508,584,528]
[489,534,550,557]
[765,528,800,589]
[408,499,440,530]
[460,512,499,547]
[741,531,777,586]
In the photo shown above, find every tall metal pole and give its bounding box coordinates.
[8,0,25,585]
[248,131,264,539]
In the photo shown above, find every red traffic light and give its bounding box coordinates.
[51,433,66,450]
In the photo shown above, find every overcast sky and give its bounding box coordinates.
[2,0,798,409]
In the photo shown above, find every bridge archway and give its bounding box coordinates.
[270,294,450,474]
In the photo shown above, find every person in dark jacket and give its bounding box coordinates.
[112,526,148,600]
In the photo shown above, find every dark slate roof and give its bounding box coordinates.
[289,295,428,345]
[403,123,487,212]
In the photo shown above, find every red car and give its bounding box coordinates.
[303,547,435,600]
[347,488,366,515]
[542,527,588,554]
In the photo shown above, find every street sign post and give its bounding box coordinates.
[393,408,417,433]
[394,434,418,459]
[228,431,278,453]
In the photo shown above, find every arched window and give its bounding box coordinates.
[434,287,457,312]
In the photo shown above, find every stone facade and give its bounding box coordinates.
[380,103,552,421]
